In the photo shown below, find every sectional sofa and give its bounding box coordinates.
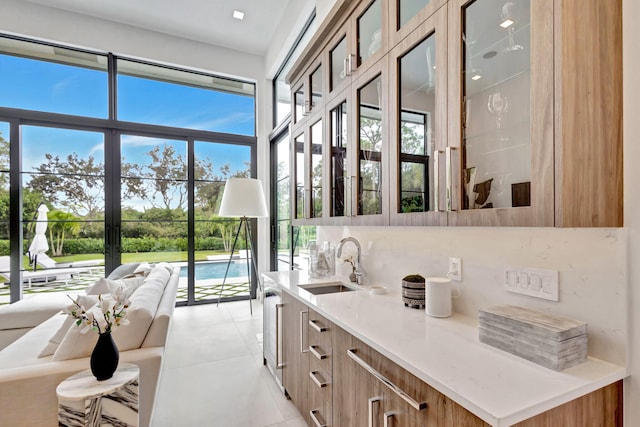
[0,262,179,426]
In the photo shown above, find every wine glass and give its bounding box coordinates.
[488,91,509,129]
[501,2,524,53]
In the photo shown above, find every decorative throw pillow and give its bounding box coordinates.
[133,262,153,276]
[52,266,169,361]
[85,275,145,299]
[38,294,98,358]
[106,262,142,280]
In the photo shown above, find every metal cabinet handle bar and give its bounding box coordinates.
[368,396,382,427]
[309,319,327,333]
[300,311,309,353]
[347,349,427,411]
[310,409,327,427]
[309,345,327,360]
[309,371,328,388]
[434,150,443,212]
[384,411,395,427]
[275,303,284,368]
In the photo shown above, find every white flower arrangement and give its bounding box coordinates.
[65,287,130,335]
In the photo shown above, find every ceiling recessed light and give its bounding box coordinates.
[472,74,482,81]
[500,19,514,28]
[233,10,245,20]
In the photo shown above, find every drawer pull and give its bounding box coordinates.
[310,409,327,427]
[309,319,327,333]
[309,370,328,388]
[309,345,328,360]
[275,303,284,368]
[384,411,395,427]
[368,396,382,427]
[347,349,427,411]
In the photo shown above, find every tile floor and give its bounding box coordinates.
[152,299,307,427]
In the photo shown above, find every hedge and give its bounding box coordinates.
[0,236,238,256]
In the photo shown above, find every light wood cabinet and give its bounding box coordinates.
[282,292,310,424]
[279,291,622,426]
[287,0,622,228]
[308,308,333,426]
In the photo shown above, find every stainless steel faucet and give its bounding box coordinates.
[336,237,363,284]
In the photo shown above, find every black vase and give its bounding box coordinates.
[90,332,119,381]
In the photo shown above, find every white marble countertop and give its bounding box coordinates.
[263,271,627,427]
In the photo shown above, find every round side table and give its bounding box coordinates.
[56,363,139,427]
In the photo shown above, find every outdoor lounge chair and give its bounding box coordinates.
[0,256,99,288]
[35,253,103,273]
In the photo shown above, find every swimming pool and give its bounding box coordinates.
[179,260,249,279]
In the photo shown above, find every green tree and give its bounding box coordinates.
[47,210,81,256]
[146,144,187,211]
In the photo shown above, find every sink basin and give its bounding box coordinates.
[298,282,358,295]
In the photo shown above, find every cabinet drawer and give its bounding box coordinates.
[309,399,332,427]
[348,337,488,426]
[308,309,332,348]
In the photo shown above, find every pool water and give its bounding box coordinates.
[179,260,249,279]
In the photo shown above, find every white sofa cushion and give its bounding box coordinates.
[52,266,170,361]
[0,293,71,330]
[86,275,145,299]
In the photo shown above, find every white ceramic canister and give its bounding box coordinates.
[425,277,453,318]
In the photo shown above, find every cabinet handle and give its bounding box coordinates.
[276,303,285,368]
[348,349,427,411]
[347,53,354,75]
[343,57,349,79]
[310,409,327,427]
[345,176,353,217]
[300,310,309,353]
[309,319,327,333]
[309,345,327,360]
[368,396,382,427]
[434,150,443,212]
[445,146,455,212]
[309,371,328,388]
[383,411,395,427]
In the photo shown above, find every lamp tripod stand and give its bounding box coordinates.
[217,216,262,315]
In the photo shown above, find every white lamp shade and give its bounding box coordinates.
[218,178,269,218]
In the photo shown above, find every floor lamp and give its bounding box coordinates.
[217,178,268,314]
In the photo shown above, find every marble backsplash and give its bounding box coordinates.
[317,226,627,366]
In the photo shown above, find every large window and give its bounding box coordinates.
[118,60,255,136]
[0,35,257,305]
[0,38,108,118]
[270,11,317,272]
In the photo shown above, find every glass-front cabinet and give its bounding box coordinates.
[327,91,351,222]
[389,0,447,46]
[351,59,388,225]
[389,7,447,225]
[447,0,553,226]
[327,0,388,102]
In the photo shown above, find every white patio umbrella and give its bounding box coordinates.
[28,204,49,271]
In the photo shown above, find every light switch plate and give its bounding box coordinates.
[448,257,462,281]
[504,265,559,301]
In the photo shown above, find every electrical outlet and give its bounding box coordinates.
[504,265,559,301]
[448,257,462,281]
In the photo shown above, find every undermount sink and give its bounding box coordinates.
[298,282,358,295]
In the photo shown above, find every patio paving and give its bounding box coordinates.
[0,266,250,305]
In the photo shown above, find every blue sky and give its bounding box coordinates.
[0,53,254,175]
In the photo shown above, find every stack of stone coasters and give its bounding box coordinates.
[478,305,588,371]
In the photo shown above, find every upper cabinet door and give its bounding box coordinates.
[447,0,554,226]
[389,7,448,226]
[350,58,389,226]
[353,0,388,75]
[388,0,447,47]
[327,31,352,101]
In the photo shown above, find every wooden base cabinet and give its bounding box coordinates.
[280,295,622,426]
[282,292,310,424]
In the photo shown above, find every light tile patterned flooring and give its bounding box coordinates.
[152,300,306,427]
[0,268,250,305]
